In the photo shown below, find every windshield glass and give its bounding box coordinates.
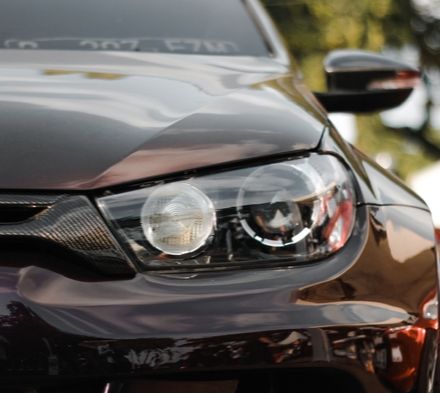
[0,0,269,56]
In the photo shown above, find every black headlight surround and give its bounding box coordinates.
[97,153,358,273]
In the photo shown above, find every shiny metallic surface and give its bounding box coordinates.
[320,126,429,210]
[315,50,421,113]
[0,50,325,191]
[0,1,436,392]
[0,204,436,393]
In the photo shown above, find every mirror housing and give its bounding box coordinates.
[315,50,421,113]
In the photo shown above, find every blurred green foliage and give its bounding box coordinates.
[263,0,440,179]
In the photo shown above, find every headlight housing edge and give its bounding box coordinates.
[97,153,356,273]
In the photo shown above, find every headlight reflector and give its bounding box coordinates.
[141,183,216,256]
[98,154,356,272]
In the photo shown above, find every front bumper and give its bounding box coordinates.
[0,203,437,393]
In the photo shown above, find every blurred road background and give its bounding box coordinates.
[263,0,440,225]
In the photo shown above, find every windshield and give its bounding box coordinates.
[0,0,269,56]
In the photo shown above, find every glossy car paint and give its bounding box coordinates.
[0,1,436,393]
[0,195,436,393]
[0,50,324,191]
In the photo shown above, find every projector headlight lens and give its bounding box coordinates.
[237,162,323,248]
[98,154,356,272]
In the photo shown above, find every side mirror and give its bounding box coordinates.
[314,50,421,113]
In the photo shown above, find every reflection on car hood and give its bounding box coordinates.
[0,50,326,190]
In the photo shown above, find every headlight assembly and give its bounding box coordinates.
[97,154,356,272]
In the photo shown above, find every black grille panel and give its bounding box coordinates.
[0,194,134,276]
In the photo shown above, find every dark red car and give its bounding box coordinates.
[0,1,437,393]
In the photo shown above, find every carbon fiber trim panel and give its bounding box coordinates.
[0,194,134,276]
[0,194,64,206]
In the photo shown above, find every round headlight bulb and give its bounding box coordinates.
[141,183,216,256]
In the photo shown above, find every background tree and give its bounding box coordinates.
[263,0,440,179]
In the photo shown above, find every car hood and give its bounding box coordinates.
[0,50,327,190]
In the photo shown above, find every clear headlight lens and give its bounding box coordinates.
[98,154,356,272]
[140,183,216,256]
